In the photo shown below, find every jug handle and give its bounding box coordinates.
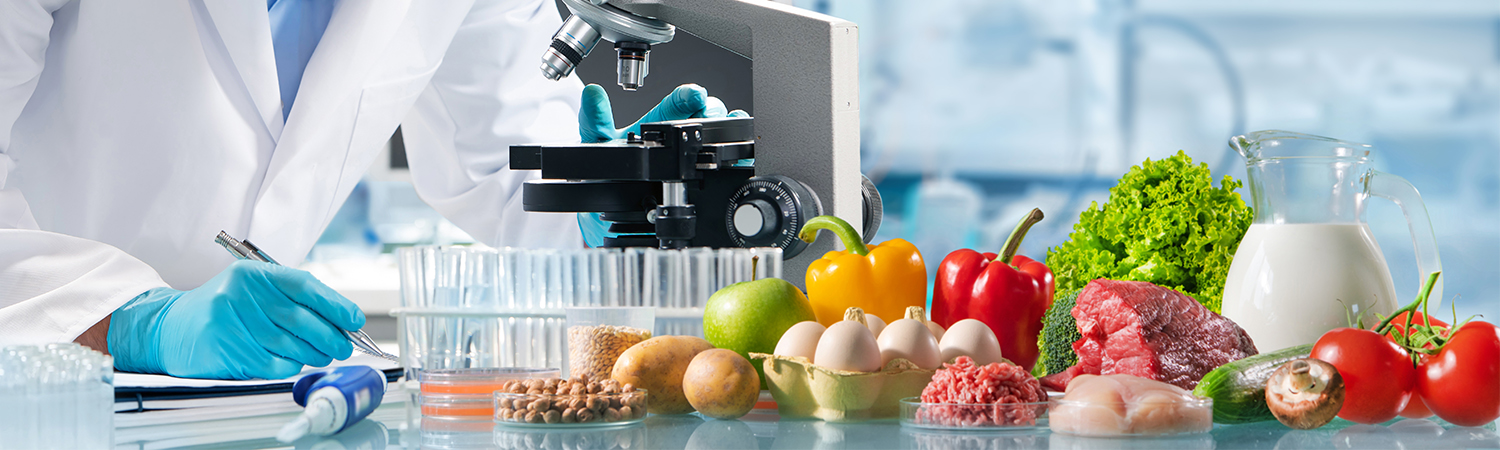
[1366,170,1444,308]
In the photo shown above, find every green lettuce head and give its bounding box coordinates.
[1045,150,1252,313]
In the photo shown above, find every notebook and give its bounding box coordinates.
[114,353,404,428]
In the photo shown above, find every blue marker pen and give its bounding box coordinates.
[276,366,387,443]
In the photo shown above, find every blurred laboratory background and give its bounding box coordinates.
[310,0,1500,336]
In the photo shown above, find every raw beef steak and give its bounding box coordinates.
[1040,280,1257,391]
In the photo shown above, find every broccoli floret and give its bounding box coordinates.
[1033,290,1082,377]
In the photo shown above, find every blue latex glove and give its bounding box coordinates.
[576,84,749,246]
[578,83,748,142]
[578,213,610,248]
[108,261,366,380]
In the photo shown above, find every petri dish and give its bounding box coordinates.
[493,422,648,449]
[421,394,500,421]
[418,368,559,421]
[899,397,1050,431]
[494,390,648,428]
[1048,396,1213,437]
[419,368,560,395]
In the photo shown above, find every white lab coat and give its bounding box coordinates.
[0,0,583,345]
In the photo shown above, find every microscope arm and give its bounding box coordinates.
[607,0,863,287]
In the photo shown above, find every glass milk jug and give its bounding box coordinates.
[1221,131,1442,351]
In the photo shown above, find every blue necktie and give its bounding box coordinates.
[268,0,336,121]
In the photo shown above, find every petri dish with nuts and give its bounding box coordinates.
[564,307,654,381]
[493,376,648,428]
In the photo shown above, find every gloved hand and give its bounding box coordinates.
[578,83,748,142]
[575,84,748,246]
[579,213,610,248]
[108,261,366,380]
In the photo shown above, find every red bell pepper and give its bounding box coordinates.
[931,208,1055,371]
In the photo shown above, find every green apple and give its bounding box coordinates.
[702,277,817,388]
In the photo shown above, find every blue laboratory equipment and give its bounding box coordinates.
[276,365,387,442]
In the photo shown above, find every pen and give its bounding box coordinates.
[215,231,399,363]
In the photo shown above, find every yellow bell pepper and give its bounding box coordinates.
[797,215,927,327]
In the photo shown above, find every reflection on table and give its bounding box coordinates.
[120,391,1498,449]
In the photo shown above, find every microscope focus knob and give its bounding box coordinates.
[860,174,884,244]
[726,175,822,259]
[732,199,778,239]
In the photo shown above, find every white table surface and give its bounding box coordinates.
[112,388,1498,450]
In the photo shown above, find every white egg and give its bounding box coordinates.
[926,321,946,341]
[774,321,827,360]
[814,320,883,372]
[939,319,1005,365]
[876,318,941,369]
[864,313,887,338]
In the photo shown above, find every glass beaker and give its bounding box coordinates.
[1221,131,1442,351]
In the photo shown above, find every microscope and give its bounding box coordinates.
[511,0,878,288]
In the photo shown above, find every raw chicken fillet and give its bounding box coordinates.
[1050,374,1213,436]
[1041,279,1257,391]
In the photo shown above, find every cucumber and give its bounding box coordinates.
[1191,344,1314,424]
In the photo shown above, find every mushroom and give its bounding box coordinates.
[1266,358,1345,429]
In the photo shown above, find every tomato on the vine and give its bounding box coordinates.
[1383,311,1449,350]
[1417,321,1500,427]
[1312,327,1416,424]
[1379,311,1448,419]
[1398,356,1438,419]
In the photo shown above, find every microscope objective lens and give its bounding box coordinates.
[615,41,651,90]
[541,15,602,81]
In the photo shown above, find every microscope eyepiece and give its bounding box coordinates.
[615,41,651,91]
[541,15,602,81]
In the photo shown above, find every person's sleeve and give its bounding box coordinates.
[0,0,169,345]
[401,0,585,249]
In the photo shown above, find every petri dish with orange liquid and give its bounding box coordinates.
[418,368,559,421]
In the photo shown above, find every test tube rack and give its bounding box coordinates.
[394,246,782,379]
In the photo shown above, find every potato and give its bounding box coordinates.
[611,335,715,414]
[683,349,759,419]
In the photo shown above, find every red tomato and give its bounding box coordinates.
[1418,321,1500,427]
[1398,361,1437,419]
[1312,327,1416,424]
[1400,385,1437,419]
[1379,312,1448,419]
